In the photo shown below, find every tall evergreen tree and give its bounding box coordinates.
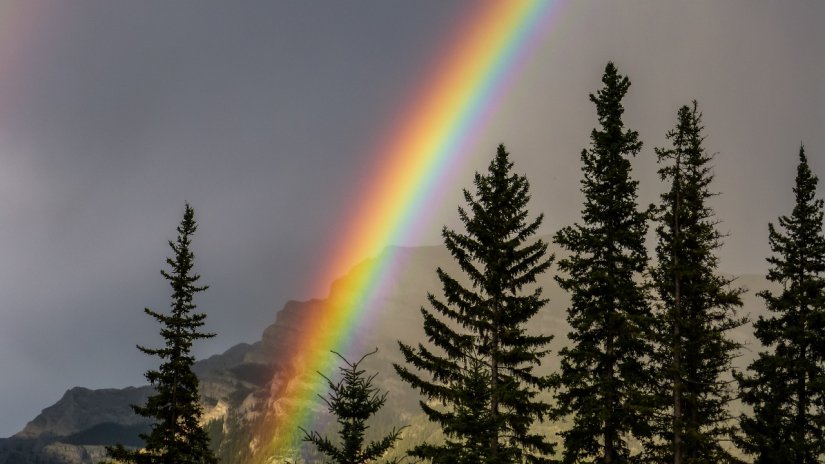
[395,144,556,463]
[551,62,652,463]
[105,203,217,464]
[647,102,744,463]
[737,146,825,463]
[300,349,405,464]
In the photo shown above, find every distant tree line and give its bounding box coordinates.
[105,62,824,464]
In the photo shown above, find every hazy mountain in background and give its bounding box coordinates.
[0,239,771,463]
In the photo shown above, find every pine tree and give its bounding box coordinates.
[647,102,744,463]
[300,349,405,464]
[737,146,825,463]
[394,144,556,463]
[551,62,652,463]
[105,203,217,464]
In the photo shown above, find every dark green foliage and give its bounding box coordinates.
[300,349,405,464]
[104,204,218,464]
[395,144,556,463]
[552,62,652,463]
[737,147,825,463]
[647,102,745,463]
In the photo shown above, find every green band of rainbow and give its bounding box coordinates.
[265,0,562,457]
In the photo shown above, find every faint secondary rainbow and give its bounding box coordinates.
[0,2,49,127]
[267,0,562,457]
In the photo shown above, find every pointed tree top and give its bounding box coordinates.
[604,61,617,77]
[591,61,633,125]
[796,145,812,181]
[793,144,818,201]
[490,144,514,174]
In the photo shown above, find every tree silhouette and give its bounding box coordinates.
[737,146,825,463]
[396,144,555,463]
[648,102,744,463]
[301,349,405,464]
[105,203,217,464]
[552,62,653,463]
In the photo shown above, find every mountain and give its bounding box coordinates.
[0,240,772,463]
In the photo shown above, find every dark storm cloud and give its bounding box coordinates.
[1,1,823,436]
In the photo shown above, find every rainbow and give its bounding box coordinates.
[265,0,563,458]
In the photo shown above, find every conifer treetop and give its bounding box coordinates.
[552,62,652,463]
[104,203,217,464]
[737,144,825,462]
[302,348,405,464]
[396,143,555,464]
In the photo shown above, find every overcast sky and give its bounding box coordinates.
[1,1,823,437]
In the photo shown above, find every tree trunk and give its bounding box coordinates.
[604,322,616,464]
[673,153,683,464]
[491,303,500,461]
[796,268,807,464]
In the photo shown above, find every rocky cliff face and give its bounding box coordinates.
[15,387,154,440]
[0,242,771,464]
